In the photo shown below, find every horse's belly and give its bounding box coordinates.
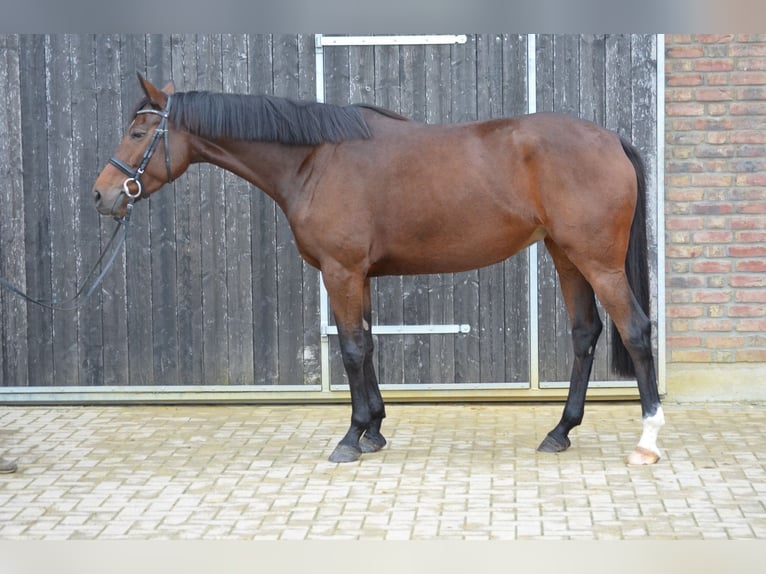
[370,225,545,276]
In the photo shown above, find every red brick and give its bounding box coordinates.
[728,305,766,316]
[667,102,705,116]
[735,230,766,242]
[729,245,766,257]
[692,260,732,273]
[735,289,766,302]
[694,59,734,72]
[697,34,736,44]
[736,349,766,361]
[730,44,766,57]
[667,307,703,320]
[694,87,734,102]
[671,350,712,362]
[735,318,766,331]
[694,318,735,331]
[692,231,733,243]
[667,74,704,87]
[691,291,732,303]
[667,245,704,258]
[667,46,704,58]
[666,217,705,230]
[730,275,766,287]
[731,131,766,144]
[705,336,746,349]
[736,260,766,272]
[736,58,766,71]
[730,216,766,230]
[731,72,766,84]
[735,173,766,186]
[666,336,702,347]
[731,102,766,115]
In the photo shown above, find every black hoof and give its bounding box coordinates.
[328,443,362,463]
[359,433,386,453]
[537,433,571,453]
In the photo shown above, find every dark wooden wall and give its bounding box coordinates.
[0,34,658,392]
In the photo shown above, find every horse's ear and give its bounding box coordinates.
[136,72,168,106]
[162,80,176,95]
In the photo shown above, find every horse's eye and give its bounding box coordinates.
[130,130,146,140]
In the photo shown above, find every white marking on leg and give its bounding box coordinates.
[636,406,665,457]
[362,318,370,331]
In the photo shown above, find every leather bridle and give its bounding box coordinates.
[109,94,174,200]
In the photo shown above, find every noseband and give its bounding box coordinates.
[109,95,173,200]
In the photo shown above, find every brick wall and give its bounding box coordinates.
[665,34,766,369]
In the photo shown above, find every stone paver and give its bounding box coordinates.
[0,401,764,539]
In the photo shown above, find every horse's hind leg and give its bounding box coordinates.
[538,240,603,454]
[587,269,663,465]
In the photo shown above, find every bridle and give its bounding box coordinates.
[109,94,174,201]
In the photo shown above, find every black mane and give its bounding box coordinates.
[138,91,388,145]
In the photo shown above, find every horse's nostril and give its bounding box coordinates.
[94,191,102,203]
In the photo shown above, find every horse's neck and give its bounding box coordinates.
[192,137,309,213]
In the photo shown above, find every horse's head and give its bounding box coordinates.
[92,74,191,219]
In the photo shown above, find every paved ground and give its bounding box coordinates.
[0,401,764,540]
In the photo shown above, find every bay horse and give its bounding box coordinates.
[92,74,664,465]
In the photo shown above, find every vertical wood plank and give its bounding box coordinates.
[221,33,255,385]
[47,34,80,385]
[171,33,204,385]
[71,34,102,386]
[19,34,54,387]
[196,34,229,385]
[145,34,179,385]
[119,34,155,385]
[95,34,130,386]
[0,34,29,387]
[248,34,280,385]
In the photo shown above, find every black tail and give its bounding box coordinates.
[611,137,651,377]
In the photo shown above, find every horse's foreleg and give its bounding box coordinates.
[323,269,384,463]
[538,242,603,454]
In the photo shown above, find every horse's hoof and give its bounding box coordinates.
[626,446,660,465]
[359,433,386,453]
[537,433,571,453]
[328,444,362,463]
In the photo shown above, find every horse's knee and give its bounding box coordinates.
[572,316,602,358]
[340,338,365,373]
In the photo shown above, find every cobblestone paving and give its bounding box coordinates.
[1,402,764,539]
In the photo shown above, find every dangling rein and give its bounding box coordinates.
[0,200,134,312]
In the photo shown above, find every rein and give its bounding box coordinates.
[0,201,134,311]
